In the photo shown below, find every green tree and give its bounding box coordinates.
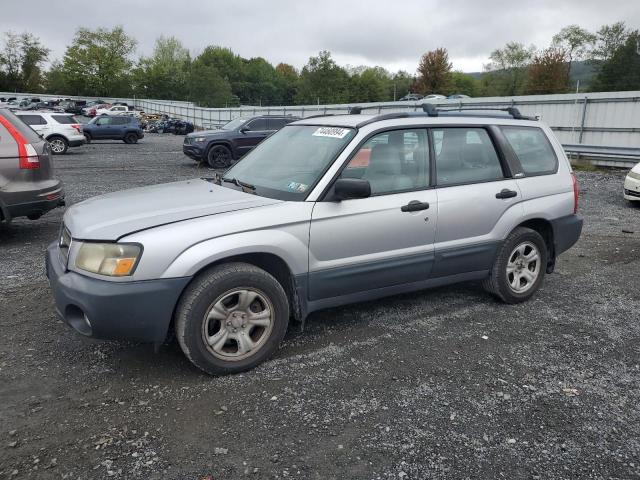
[194,46,245,98]
[349,66,389,102]
[526,48,569,94]
[275,63,299,105]
[591,31,640,92]
[240,57,280,105]
[552,25,596,80]
[61,26,137,97]
[133,36,190,100]
[590,22,629,63]
[388,70,415,100]
[295,51,350,104]
[0,31,49,92]
[485,42,536,95]
[187,62,233,107]
[416,48,452,94]
[449,72,478,96]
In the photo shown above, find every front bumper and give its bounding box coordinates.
[45,243,191,344]
[183,144,204,160]
[624,175,640,201]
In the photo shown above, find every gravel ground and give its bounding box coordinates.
[0,134,639,480]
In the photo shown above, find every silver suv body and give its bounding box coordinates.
[0,108,65,222]
[46,108,582,375]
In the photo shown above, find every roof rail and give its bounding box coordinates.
[356,112,410,127]
[423,104,537,120]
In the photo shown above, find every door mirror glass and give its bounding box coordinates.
[333,178,371,200]
[239,126,249,133]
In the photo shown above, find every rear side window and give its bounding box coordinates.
[433,128,504,186]
[111,117,128,125]
[19,114,47,126]
[52,115,77,124]
[501,126,558,175]
[267,118,289,130]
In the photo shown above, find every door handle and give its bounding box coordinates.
[401,200,430,212]
[495,189,518,199]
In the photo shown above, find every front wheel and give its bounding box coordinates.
[207,145,233,169]
[84,133,91,144]
[123,133,138,144]
[483,227,547,304]
[48,136,68,155]
[175,263,290,375]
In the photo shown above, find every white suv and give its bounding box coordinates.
[15,111,85,155]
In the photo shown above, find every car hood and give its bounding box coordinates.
[630,162,640,175]
[187,129,229,137]
[64,179,281,240]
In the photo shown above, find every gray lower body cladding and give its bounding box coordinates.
[45,243,190,343]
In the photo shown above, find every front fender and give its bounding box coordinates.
[161,229,309,279]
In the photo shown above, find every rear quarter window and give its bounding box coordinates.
[51,115,77,124]
[501,126,558,175]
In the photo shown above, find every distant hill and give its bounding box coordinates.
[465,60,597,91]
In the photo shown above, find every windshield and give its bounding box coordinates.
[222,118,247,130]
[223,125,356,201]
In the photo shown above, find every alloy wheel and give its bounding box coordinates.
[506,241,541,293]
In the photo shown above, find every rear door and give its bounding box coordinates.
[430,126,523,277]
[18,114,50,137]
[308,128,437,301]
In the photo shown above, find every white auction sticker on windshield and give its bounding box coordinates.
[312,127,350,138]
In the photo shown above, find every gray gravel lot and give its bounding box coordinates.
[1,134,639,479]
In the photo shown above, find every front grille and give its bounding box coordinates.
[59,225,72,266]
[184,137,193,145]
[625,189,640,198]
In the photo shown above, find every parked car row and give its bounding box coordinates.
[398,93,471,101]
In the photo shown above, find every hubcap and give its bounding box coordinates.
[506,241,541,293]
[201,288,274,361]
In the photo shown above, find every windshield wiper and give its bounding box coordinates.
[222,177,256,191]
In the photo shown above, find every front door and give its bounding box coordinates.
[308,128,437,301]
[235,118,272,157]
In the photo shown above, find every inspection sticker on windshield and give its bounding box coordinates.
[312,127,350,138]
[287,182,308,192]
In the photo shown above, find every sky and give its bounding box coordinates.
[1,0,638,74]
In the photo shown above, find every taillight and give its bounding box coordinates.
[0,114,40,169]
[71,124,82,133]
[571,173,579,214]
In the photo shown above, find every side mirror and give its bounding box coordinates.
[333,178,371,201]
[239,126,249,134]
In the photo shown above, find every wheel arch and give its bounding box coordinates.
[514,218,555,271]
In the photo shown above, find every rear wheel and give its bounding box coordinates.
[207,145,233,169]
[483,227,547,303]
[175,263,289,375]
[48,136,68,155]
[124,133,138,144]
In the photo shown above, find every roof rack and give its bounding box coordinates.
[422,104,536,120]
[356,112,411,127]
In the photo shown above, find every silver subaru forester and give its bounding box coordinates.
[46,107,582,375]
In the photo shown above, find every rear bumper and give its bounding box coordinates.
[0,182,65,221]
[45,243,191,344]
[550,214,583,256]
[183,144,204,160]
[68,138,85,147]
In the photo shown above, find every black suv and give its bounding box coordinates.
[183,115,298,168]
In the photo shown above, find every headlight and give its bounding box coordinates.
[194,137,206,143]
[75,242,142,276]
[627,170,640,181]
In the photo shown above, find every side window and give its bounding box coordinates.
[96,117,111,126]
[246,118,268,131]
[433,128,504,186]
[501,126,558,175]
[112,117,128,125]
[19,115,45,125]
[267,118,288,130]
[342,129,429,195]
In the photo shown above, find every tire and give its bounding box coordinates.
[84,133,91,144]
[175,262,290,376]
[482,227,547,304]
[207,144,233,169]
[123,133,138,144]
[48,136,68,155]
